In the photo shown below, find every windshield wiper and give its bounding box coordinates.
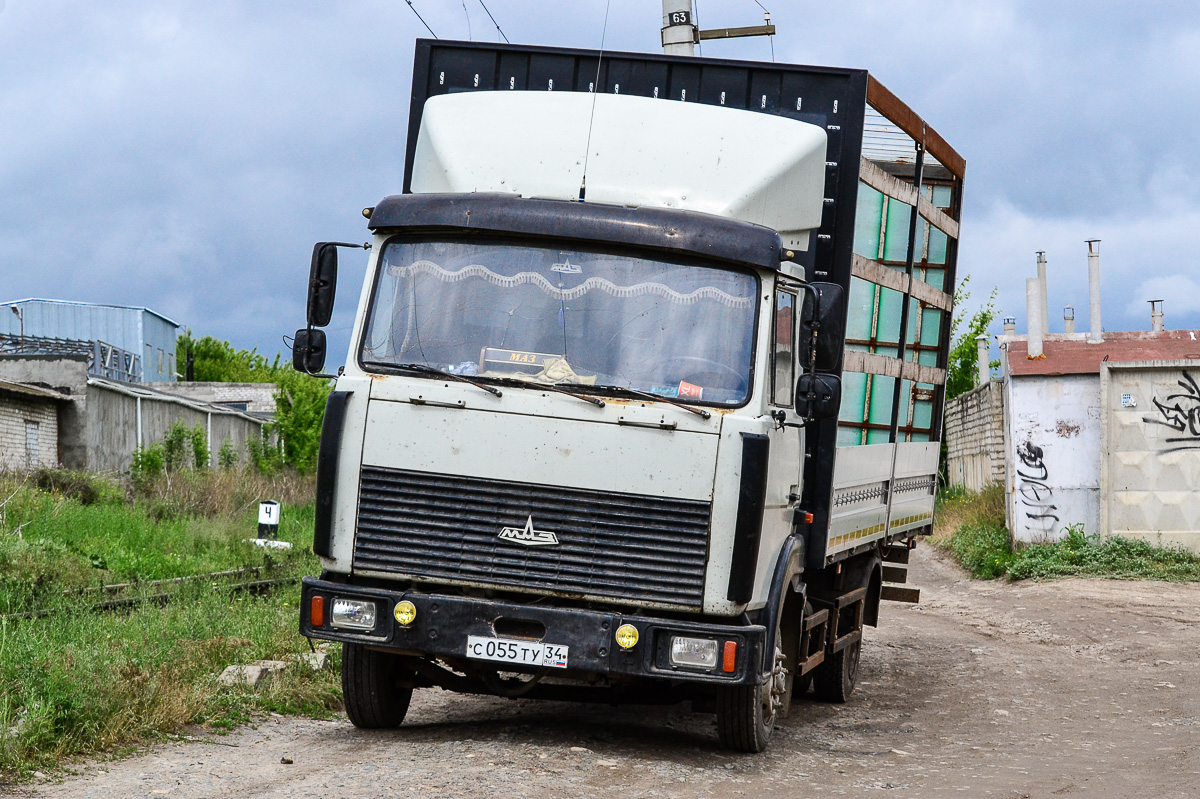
[527,381,605,407]
[599,385,711,420]
[372,362,502,397]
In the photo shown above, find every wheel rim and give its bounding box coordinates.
[763,644,789,725]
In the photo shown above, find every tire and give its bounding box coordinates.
[812,638,861,703]
[717,628,791,752]
[795,671,813,698]
[716,682,776,753]
[341,643,413,729]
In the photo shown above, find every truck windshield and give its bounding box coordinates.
[361,239,758,405]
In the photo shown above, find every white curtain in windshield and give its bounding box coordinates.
[362,240,758,405]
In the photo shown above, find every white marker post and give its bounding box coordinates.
[258,500,280,539]
[250,500,292,550]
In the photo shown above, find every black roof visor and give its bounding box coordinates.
[367,193,784,270]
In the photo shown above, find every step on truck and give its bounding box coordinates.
[293,35,964,752]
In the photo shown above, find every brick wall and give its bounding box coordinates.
[943,380,1005,492]
[161,382,277,415]
[0,396,59,471]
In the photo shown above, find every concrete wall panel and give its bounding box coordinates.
[1102,361,1200,551]
[1004,373,1101,543]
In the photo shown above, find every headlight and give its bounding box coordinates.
[669,636,718,669]
[330,597,378,631]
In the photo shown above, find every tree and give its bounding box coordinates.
[176,331,332,472]
[945,275,999,400]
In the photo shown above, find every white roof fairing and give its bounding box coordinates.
[409,92,828,252]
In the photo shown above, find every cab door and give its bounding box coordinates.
[761,285,804,549]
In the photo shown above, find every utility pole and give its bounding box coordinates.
[661,0,697,56]
[662,0,777,58]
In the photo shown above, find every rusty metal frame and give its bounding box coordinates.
[866,75,966,181]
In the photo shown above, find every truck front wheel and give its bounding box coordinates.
[716,644,788,752]
[342,643,414,728]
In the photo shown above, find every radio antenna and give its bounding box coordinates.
[579,0,612,201]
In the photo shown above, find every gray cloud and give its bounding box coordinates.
[2,0,1197,365]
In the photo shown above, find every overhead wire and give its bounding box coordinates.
[476,0,510,43]
[462,0,472,39]
[404,0,438,38]
[748,0,775,62]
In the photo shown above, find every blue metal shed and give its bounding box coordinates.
[0,299,181,382]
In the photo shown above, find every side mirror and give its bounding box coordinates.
[307,242,338,327]
[799,282,846,374]
[292,328,327,374]
[795,373,841,420]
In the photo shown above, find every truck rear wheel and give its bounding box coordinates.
[341,643,413,728]
[812,638,860,703]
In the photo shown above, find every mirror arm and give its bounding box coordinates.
[310,241,371,296]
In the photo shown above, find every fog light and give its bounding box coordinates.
[330,597,377,630]
[394,600,417,626]
[669,636,718,669]
[614,624,639,649]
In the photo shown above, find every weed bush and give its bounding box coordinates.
[935,487,1200,582]
[0,469,329,780]
[190,425,210,470]
[218,439,239,470]
[0,584,340,777]
[30,470,123,507]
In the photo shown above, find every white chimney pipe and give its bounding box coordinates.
[1003,316,1016,336]
[976,335,990,386]
[1027,278,1044,358]
[1087,239,1102,343]
[1150,299,1164,333]
[1064,306,1075,335]
[1036,251,1049,334]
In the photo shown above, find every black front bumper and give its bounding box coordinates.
[299,577,766,686]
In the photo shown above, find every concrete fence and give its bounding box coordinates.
[943,380,1006,492]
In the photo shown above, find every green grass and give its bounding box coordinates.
[0,469,337,783]
[0,471,316,612]
[934,485,1200,582]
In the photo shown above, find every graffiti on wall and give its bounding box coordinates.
[1016,440,1059,533]
[1143,371,1200,453]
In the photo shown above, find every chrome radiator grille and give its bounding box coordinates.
[353,466,712,608]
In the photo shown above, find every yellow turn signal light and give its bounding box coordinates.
[614,623,639,649]
[394,600,417,625]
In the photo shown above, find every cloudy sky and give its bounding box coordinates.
[2,0,1198,366]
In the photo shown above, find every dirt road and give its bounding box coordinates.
[28,546,1200,799]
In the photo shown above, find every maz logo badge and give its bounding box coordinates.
[498,516,559,547]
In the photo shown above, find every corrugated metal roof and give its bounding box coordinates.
[87,377,266,425]
[2,298,180,328]
[0,378,70,402]
[1006,331,1200,376]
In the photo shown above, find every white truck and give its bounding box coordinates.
[293,36,964,752]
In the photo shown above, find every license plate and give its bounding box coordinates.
[465,635,569,669]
